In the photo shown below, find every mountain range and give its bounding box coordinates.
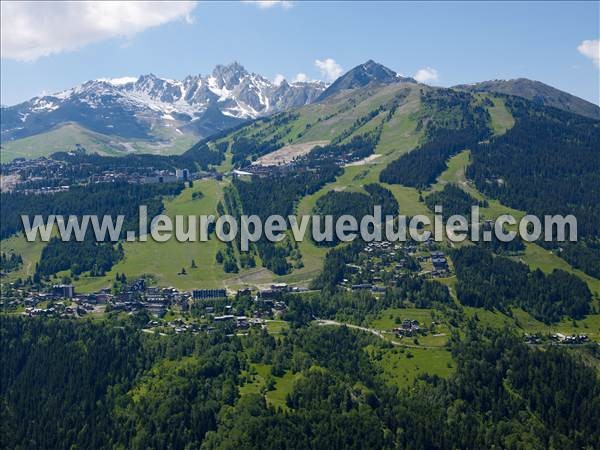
[454,78,599,119]
[0,62,326,159]
[1,60,598,161]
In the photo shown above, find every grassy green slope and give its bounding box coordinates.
[203,86,598,294]
[288,85,425,284]
[7,84,596,303]
[71,179,229,292]
[1,122,196,163]
[0,232,46,283]
[214,82,426,288]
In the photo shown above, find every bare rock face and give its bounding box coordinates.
[317,60,415,101]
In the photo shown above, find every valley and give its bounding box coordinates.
[2,58,599,450]
[3,72,599,298]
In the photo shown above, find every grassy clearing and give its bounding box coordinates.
[517,243,600,298]
[0,123,195,162]
[369,345,454,388]
[113,179,228,289]
[266,370,299,410]
[71,179,228,292]
[432,150,470,189]
[0,232,47,283]
[239,363,300,411]
[370,307,451,348]
[265,320,290,334]
[429,149,525,222]
[486,96,515,135]
[464,306,600,342]
[370,307,440,331]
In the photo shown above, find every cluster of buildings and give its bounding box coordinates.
[138,168,190,184]
[6,277,298,326]
[231,164,301,178]
[524,333,591,345]
[230,142,372,179]
[257,282,304,298]
[193,288,227,299]
[110,281,186,316]
[145,315,267,335]
[335,240,454,295]
[429,251,449,276]
[393,319,422,337]
[1,152,200,195]
[24,304,95,317]
[338,241,420,293]
[550,333,590,344]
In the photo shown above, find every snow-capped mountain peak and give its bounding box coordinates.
[1,62,327,143]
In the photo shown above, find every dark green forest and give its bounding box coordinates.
[0,252,22,273]
[380,90,491,188]
[466,98,600,277]
[1,182,183,240]
[452,246,591,323]
[1,182,183,278]
[425,183,481,219]
[1,316,598,449]
[312,184,398,246]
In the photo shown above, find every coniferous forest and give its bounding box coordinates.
[1,316,599,449]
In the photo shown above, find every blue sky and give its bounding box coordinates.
[1,1,598,106]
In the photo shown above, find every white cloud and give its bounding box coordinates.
[292,73,309,83]
[273,74,286,86]
[0,1,198,61]
[413,67,439,84]
[577,39,599,68]
[244,1,293,9]
[314,58,343,82]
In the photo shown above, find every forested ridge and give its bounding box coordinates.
[1,181,183,240]
[467,98,600,239]
[380,90,491,188]
[424,183,482,219]
[466,97,600,278]
[1,182,183,279]
[312,184,398,246]
[233,164,340,274]
[452,246,591,323]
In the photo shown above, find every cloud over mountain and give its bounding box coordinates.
[413,67,439,84]
[0,1,197,61]
[315,58,344,82]
[578,39,599,68]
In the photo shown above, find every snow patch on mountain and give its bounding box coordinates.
[1,63,328,143]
